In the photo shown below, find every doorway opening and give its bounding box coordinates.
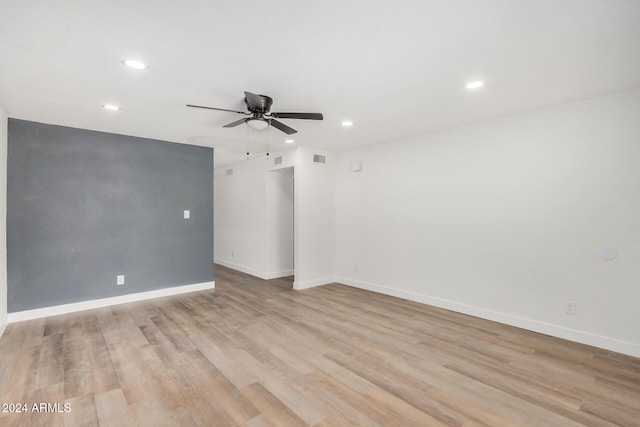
[267,166,294,286]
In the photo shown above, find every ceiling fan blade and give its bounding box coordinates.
[223,118,248,128]
[186,104,249,115]
[270,112,323,120]
[270,119,297,135]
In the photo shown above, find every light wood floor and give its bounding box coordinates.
[1,265,639,426]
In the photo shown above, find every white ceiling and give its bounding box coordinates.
[1,1,639,168]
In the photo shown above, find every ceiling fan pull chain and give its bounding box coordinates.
[266,123,270,157]
[246,123,250,158]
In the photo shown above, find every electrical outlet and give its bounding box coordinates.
[352,263,359,272]
[231,250,235,258]
[117,275,125,286]
[183,210,190,219]
[566,300,576,315]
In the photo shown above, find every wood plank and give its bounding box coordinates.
[94,388,135,427]
[63,392,99,427]
[241,382,308,427]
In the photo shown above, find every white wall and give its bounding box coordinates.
[0,104,7,336]
[214,156,269,277]
[214,150,297,279]
[266,167,294,277]
[214,147,335,288]
[293,147,335,289]
[334,88,640,357]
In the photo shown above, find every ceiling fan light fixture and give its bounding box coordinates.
[247,118,269,130]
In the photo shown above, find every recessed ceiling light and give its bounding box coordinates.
[341,121,353,127]
[123,59,147,70]
[102,104,120,111]
[465,80,484,89]
[284,139,295,144]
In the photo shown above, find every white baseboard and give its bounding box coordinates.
[215,258,264,278]
[335,276,640,358]
[7,281,215,323]
[293,277,334,290]
[214,258,293,280]
[0,319,7,338]
[214,257,329,290]
[264,269,295,280]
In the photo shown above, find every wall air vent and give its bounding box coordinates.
[274,156,282,165]
[313,154,326,164]
[226,169,234,176]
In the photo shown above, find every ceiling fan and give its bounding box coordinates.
[187,91,323,135]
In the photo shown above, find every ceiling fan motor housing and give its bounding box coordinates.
[245,94,273,113]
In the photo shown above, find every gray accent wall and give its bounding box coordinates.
[0,107,7,329]
[7,119,213,312]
